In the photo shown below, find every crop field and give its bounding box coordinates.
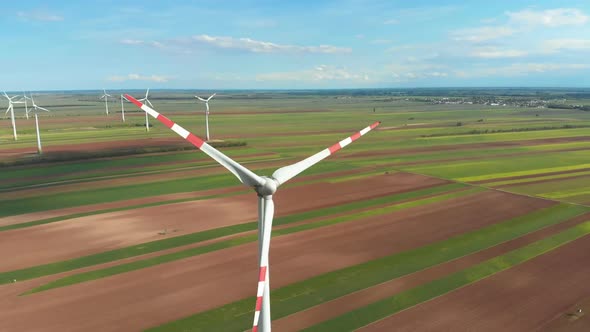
[1,89,590,331]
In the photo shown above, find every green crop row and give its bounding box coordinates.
[305,220,590,331]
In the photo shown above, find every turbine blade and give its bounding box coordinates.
[207,93,216,101]
[252,196,274,332]
[38,106,51,112]
[272,121,381,186]
[146,99,154,108]
[124,94,264,187]
[195,96,207,102]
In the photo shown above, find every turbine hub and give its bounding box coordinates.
[256,176,278,196]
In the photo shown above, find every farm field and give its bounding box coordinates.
[1,89,590,331]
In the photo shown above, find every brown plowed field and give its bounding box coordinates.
[0,189,549,331]
[0,186,245,227]
[360,232,590,332]
[273,211,588,331]
[543,294,590,331]
[0,173,445,270]
[0,165,378,226]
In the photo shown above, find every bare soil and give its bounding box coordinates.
[274,210,587,331]
[0,173,445,270]
[0,189,550,331]
[360,229,590,332]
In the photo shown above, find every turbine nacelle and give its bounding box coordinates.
[255,176,278,197]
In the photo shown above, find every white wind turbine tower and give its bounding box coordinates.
[3,92,20,140]
[195,93,216,141]
[100,89,112,115]
[125,94,380,332]
[138,89,153,131]
[120,94,127,122]
[29,94,52,154]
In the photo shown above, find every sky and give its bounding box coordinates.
[1,0,589,90]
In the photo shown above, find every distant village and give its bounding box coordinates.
[407,97,590,111]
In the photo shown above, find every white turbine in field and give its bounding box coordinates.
[100,89,112,115]
[19,91,32,119]
[125,93,380,332]
[120,94,127,122]
[195,93,216,141]
[138,89,153,132]
[29,94,51,154]
[3,92,20,140]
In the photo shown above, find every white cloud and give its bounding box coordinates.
[507,8,589,27]
[383,19,399,25]
[386,62,448,81]
[190,35,351,54]
[120,39,167,49]
[451,26,516,42]
[470,47,528,58]
[108,74,170,83]
[457,63,590,78]
[121,35,351,54]
[543,39,590,52]
[17,10,63,22]
[370,39,393,44]
[256,65,369,82]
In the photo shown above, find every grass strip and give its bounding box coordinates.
[22,185,474,294]
[145,203,587,332]
[484,169,590,187]
[457,163,590,183]
[1,183,462,285]
[304,220,590,331]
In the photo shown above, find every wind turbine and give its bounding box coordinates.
[3,92,20,140]
[138,89,153,132]
[120,94,127,122]
[100,89,112,115]
[124,94,380,332]
[195,93,216,141]
[19,91,32,119]
[29,94,51,154]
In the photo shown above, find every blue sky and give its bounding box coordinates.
[1,0,589,90]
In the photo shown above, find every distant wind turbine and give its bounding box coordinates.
[19,91,32,119]
[195,93,216,141]
[29,94,52,154]
[138,89,153,131]
[100,89,112,115]
[3,92,20,140]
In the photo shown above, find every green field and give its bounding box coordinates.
[2,89,590,331]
